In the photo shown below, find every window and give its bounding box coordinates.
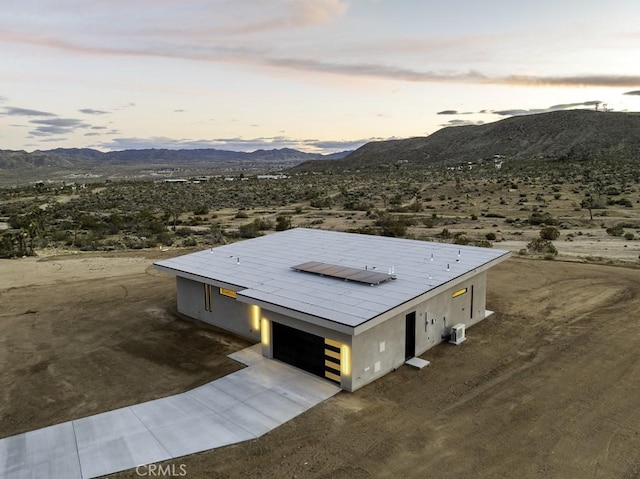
[204,284,214,312]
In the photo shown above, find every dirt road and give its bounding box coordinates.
[1,252,639,478]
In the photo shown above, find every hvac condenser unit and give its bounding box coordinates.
[449,323,466,345]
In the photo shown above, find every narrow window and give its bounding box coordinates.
[204,284,213,312]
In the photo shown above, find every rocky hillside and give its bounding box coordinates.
[0,147,350,171]
[293,110,640,171]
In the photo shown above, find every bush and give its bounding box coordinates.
[375,214,408,237]
[193,205,209,215]
[439,228,451,239]
[275,215,291,231]
[235,211,249,219]
[624,232,635,240]
[529,212,558,226]
[527,238,558,256]
[485,232,497,241]
[606,224,624,236]
[540,226,560,240]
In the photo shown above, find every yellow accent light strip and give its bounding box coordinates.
[220,288,237,298]
[324,338,341,348]
[325,371,341,382]
[325,349,340,360]
[250,305,261,331]
[452,288,468,298]
[260,319,270,346]
[340,344,351,377]
[325,359,340,369]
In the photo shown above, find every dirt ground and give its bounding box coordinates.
[2,251,640,479]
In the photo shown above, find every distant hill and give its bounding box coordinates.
[292,110,640,171]
[0,147,351,171]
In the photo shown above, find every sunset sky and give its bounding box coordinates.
[1,0,639,153]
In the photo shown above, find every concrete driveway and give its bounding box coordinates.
[0,345,340,479]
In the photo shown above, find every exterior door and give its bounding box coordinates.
[272,322,325,378]
[405,312,416,360]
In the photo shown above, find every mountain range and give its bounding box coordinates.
[0,147,350,171]
[293,109,640,171]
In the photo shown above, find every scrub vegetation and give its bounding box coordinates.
[1,155,639,264]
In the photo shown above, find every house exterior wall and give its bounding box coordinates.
[175,277,260,341]
[349,272,488,391]
[174,271,489,392]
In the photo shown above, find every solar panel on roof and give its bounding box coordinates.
[292,262,394,285]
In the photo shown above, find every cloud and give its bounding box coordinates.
[28,117,92,137]
[219,0,348,34]
[2,22,638,89]
[31,118,90,128]
[501,75,640,88]
[624,90,640,96]
[492,100,601,116]
[439,119,484,127]
[303,139,373,150]
[79,108,109,115]
[2,106,56,117]
[437,110,474,115]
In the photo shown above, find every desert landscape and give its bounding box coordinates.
[1,246,639,478]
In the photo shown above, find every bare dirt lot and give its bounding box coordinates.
[2,251,640,479]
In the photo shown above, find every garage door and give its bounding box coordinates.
[272,322,341,384]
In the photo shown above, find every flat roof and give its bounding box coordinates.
[154,228,511,329]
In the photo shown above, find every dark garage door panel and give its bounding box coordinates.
[272,322,325,378]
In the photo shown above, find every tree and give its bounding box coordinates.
[581,196,595,220]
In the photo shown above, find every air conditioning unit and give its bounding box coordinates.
[449,323,466,345]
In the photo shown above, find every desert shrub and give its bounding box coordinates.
[174,227,194,237]
[540,226,560,240]
[193,205,209,215]
[275,215,291,231]
[614,198,633,208]
[310,197,332,208]
[439,228,451,239]
[473,240,493,248]
[485,213,506,218]
[235,211,249,219]
[375,214,408,237]
[453,233,468,245]
[624,232,635,240]
[529,212,558,226]
[182,237,197,247]
[527,238,558,256]
[253,217,274,230]
[155,232,173,246]
[238,222,262,238]
[485,232,497,241]
[606,224,624,236]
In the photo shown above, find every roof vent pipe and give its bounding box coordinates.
[236,257,240,265]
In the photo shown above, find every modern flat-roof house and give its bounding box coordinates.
[154,228,511,392]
